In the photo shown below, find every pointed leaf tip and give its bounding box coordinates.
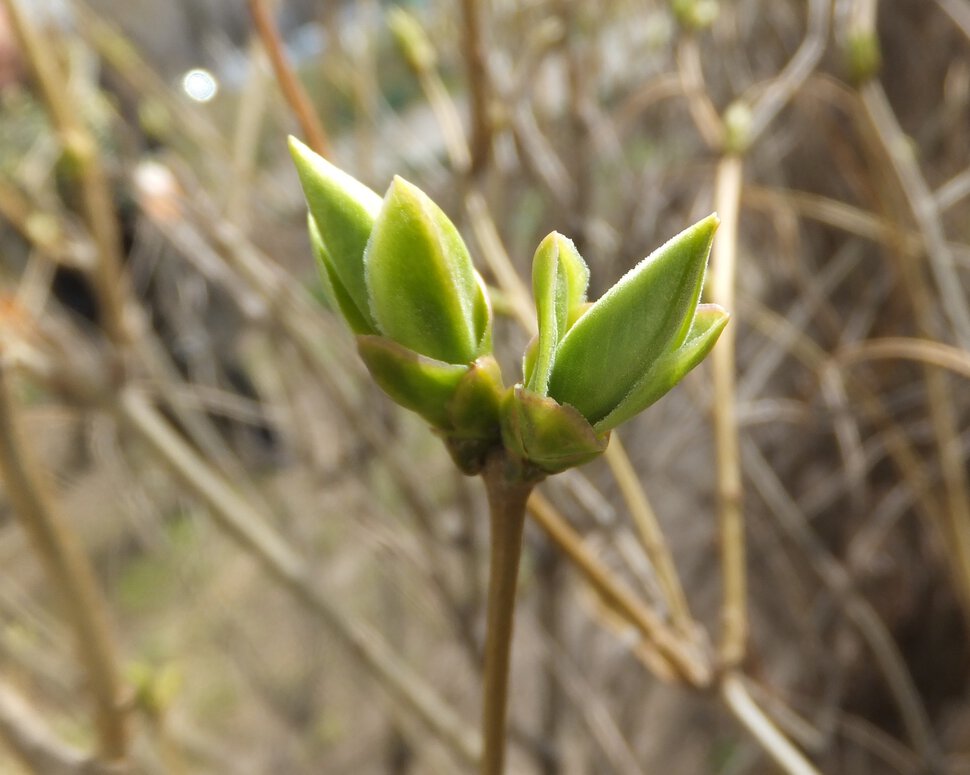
[289,136,382,331]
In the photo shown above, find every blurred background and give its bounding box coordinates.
[0,0,968,772]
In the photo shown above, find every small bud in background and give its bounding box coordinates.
[387,7,437,75]
[845,31,882,86]
[671,0,719,31]
[723,101,753,155]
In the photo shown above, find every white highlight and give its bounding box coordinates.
[181,69,218,103]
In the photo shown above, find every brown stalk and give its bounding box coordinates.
[461,0,493,175]
[248,0,332,158]
[721,673,822,775]
[479,454,536,775]
[709,154,747,668]
[0,367,128,761]
[0,678,114,775]
[527,492,710,687]
[853,44,970,625]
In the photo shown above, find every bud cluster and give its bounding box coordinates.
[290,137,728,476]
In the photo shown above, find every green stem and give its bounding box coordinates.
[480,453,536,775]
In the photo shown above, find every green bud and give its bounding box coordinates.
[546,215,719,427]
[126,661,183,720]
[447,355,504,439]
[501,387,609,474]
[289,136,381,333]
[593,303,729,432]
[671,0,718,30]
[387,7,437,74]
[845,31,881,85]
[444,356,505,474]
[365,177,491,365]
[723,100,753,155]
[528,232,590,394]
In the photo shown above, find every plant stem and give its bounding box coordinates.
[248,0,332,158]
[480,453,536,775]
[710,153,747,668]
[460,0,492,175]
[603,437,694,638]
[0,368,127,761]
[527,492,711,686]
[0,678,109,775]
[721,672,821,775]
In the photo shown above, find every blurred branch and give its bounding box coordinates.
[732,279,952,764]
[0,366,128,761]
[226,40,272,221]
[115,387,482,768]
[557,0,592,249]
[603,437,694,638]
[709,154,746,668]
[492,48,575,209]
[721,672,821,775]
[461,0,493,175]
[248,0,332,157]
[527,492,710,687]
[388,7,470,172]
[934,165,970,211]
[741,439,939,763]
[837,337,970,381]
[2,0,128,344]
[936,0,970,41]
[676,35,724,150]
[850,3,970,626]
[541,639,647,775]
[747,0,829,144]
[0,181,93,270]
[859,83,970,350]
[0,679,115,775]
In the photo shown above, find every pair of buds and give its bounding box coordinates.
[290,137,728,475]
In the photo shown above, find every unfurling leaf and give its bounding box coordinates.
[356,335,468,431]
[528,232,589,394]
[593,303,729,432]
[547,214,719,426]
